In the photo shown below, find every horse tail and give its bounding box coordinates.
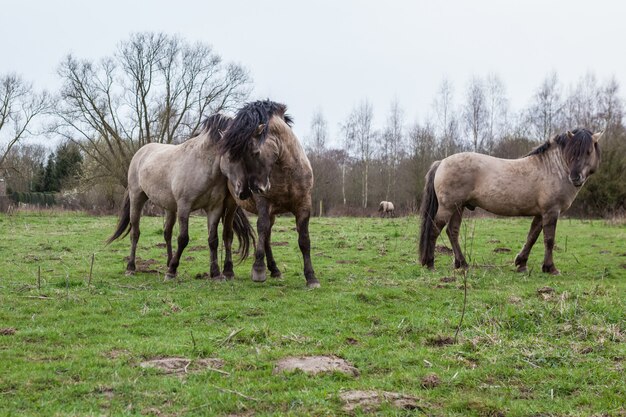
[232,206,256,263]
[419,161,441,266]
[106,189,131,245]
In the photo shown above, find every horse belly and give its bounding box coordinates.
[471,186,540,217]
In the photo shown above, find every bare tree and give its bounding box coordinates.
[433,78,459,156]
[528,72,562,141]
[462,76,488,152]
[484,73,509,153]
[306,109,328,156]
[343,99,376,208]
[54,32,251,187]
[0,74,49,170]
[381,99,404,200]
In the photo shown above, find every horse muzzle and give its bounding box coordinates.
[250,182,270,195]
[569,175,585,187]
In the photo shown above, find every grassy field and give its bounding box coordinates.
[0,211,624,416]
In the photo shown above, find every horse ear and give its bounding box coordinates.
[254,124,266,137]
[592,130,604,143]
[567,131,575,139]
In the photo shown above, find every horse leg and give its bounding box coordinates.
[166,205,191,280]
[221,200,236,280]
[296,207,320,288]
[126,192,148,275]
[424,216,448,270]
[163,210,176,267]
[446,206,468,269]
[207,208,222,279]
[541,212,560,275]
[265,215,282,278]
[515,215,542,272]
[252,198,270,283]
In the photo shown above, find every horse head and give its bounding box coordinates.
[220,153,252,200]
[242,123,275,195]
[220,100,291,197]
[563,129,603,187]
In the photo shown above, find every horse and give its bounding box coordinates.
[419,129,603,275]
[107,113,255,280]
[219,100,320,288]
[378,201,395,218]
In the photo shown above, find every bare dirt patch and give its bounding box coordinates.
[139,357,225,375]
[426,335,455,347]
[339,390,422,413]
[123,257,160,273]
[154,243,167,248]
[0,328,17,335]
[487,239,501,244]
[271,241,289,246]
[187,245,206,252]
[435,245,453,255]
[274,355,358,376]
[493,247,511,253]
[336,260,357,264]
[104,349,131,359]
[440,276,456,283]
[508,296,523,304]
[537,286,556,300]
[421,373,441,389]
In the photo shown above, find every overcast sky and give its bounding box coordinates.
[1,0,624,146]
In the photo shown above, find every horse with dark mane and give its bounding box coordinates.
[219,100,320,288]
[419,129,603,274]
[107,113,255,280]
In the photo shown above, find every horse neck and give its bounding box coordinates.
[183,131,216,155]
[531,145,570,182]
[269,123,308,169]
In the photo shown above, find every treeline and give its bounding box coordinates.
[0,33,625,216]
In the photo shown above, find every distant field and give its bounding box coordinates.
[0,212,624,416]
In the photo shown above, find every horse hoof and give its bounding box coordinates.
[516,266,528,273]
[251,270,266,283]
[454,261,469,270]
[222,273,235,281]
[306,280,321,289]
[542,264,559,275]
[125,270,135,276]
[164,272,177,281]
[270,270,283,279]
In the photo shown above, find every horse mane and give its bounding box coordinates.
[199,113,233,143]
[219,100,293,160]
[525,129,597,163]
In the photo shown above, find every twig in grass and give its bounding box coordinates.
[209,385,259,402]
[21,295,50,300]
[37,265,41,292]
[220,328,244,346]
[454,269,468,344]
[572,253,580,264]
[88,253,95,288]
[190,330,197,352]
[65,273,69,299]
[522,358,540,368]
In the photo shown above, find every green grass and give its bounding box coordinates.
[0,211,624,416]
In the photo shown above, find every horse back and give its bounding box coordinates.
[130,140,225,212]
[435,152,576,216]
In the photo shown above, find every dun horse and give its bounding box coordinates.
[219,100,320,288]
[378,201,395,218]
[419,129,603,274]
[108,114,255,280]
